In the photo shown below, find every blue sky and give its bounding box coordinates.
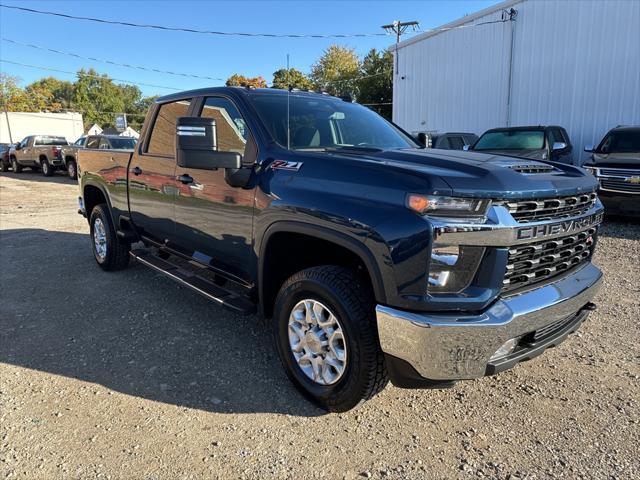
[0,0,499,97]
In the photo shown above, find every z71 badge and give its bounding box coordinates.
[270,160,303,171]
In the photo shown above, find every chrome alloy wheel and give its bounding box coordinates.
[288,299,347,385]
[93,217,108,261]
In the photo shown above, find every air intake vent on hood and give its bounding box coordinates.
[508,163,555,174]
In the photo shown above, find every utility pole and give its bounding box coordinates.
[382,20,419,74]
[2,100,13,144]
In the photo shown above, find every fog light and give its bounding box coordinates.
[490,338,519,361]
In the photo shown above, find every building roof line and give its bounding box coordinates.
[391,0,523,51]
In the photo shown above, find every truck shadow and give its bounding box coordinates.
[0,228,324,417]
[0,170,76,184]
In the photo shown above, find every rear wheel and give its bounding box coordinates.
[11,157,22,173]
[89,204,130,271]
[67,160,77,180]
[0,161,7,172]
[41,158,54,177]
[273,266,388,412]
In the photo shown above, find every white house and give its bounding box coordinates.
[87,124,103,135]
[392,0,640,163]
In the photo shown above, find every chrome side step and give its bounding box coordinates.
[130,250,256,315]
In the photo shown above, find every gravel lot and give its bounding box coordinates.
[1,171,639,480]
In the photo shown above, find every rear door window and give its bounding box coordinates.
[86,136,101,149]
[98,138,111,149]
[447,136,465,150]
[146,99,192,156]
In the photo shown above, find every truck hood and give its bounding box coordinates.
[587,152,640,169]
[334,148,597,199]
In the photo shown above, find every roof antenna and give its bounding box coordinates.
[286,53,291,151]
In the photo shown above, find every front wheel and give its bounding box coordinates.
[89,204,130,271]
[0,161,7,172]
[273,266,388,412]
[11,157,22,173]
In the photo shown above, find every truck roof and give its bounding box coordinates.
[482,126,563,133]
[156,87,336,104]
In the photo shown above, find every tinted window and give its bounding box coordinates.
[447,136,465,150]
[99,138,111,149]
[19,137,30,148]
[598,130,640,153]
[249,93,417,151]
[86,136,101,149]
[74,137,86,146]
[109,137,136,149]
[199,97,247,156]
[548,128,564,145]
[474,130,544,150]
[147,99,192,156]
[35,136,68,146]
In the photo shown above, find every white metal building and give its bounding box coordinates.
[0,111,84,144]
[392,0,640,163]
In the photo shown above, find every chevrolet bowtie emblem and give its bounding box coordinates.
[627,176,640,184]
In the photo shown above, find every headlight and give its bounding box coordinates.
[428,244,485,294]
[407,194,490,218]
[584,166,597,176]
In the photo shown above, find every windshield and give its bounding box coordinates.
[474,130,544,150]
[598,131,640,153]
[108,137,137,149]
[248,93,418,151]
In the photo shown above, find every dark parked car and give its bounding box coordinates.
[584,126,640,217]
[0,143,14,172]
[470,126,573,163]
[61,135,137,179]
[414,132,478,150]
[77,87,602,411]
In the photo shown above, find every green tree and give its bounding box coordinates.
[25,77,75,111]
[73,68,128,128]
[0,74,35,111]
[309,45,360,96]
[225,74,267,88]
[271,68,314,91]
[357,48,393,119]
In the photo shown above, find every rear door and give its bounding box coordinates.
[171,95,256,283]
[128,98,193,245]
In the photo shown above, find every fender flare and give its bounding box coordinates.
[82,179,117,226]
[257,220,387,311]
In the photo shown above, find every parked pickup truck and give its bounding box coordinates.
[10,135,70,176]
[77,87,604,411]
[62,135,137,179]
[583,125,640,217]
[470,126,574,164]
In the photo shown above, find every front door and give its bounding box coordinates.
[128,98,193,245]
[172,96,256,283]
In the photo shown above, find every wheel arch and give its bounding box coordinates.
[258,221,386,318]
[83,181,116,226]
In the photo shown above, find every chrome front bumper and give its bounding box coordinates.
[376,262,603,381]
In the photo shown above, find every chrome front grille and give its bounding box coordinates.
[599,167,639,177]
[502,227,597,293]
[600,179,640,194]
[505,193,597,223]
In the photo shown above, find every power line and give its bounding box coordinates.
[0,4,389,39]
[1,38,224,82]
[0,59,182,91]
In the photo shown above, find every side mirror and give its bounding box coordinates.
[415,132,427,147]
[552,142,567,151]
[584,144,594,153]
[176,116,242,170]
[15,144,22,150]
[463,145,470,151]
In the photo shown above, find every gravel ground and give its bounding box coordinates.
[1,171,639,480]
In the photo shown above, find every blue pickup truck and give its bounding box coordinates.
[76,87,603,411]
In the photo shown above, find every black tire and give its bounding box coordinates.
[67,160,77,180]
[41,157,54,177]
[273,266,388,412]
[11,157,22,173]
[0,161,7,172]
[89,204,130,271]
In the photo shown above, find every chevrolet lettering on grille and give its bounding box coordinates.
[516,212,603,241]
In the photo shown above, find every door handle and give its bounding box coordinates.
[177,174,194,184]
[132,166,142,176]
